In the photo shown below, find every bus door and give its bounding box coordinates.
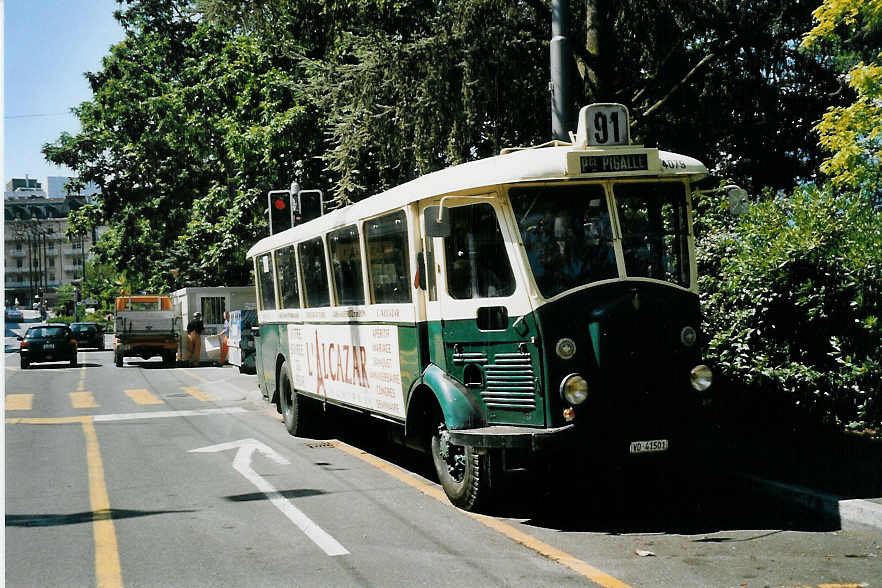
[421,199,545,428]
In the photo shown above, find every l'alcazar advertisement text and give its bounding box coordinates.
[287,324,405,418]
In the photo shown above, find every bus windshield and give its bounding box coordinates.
[510,181,691,298]
[510,184,617,299]
[614,182,690,288]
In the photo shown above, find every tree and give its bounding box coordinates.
[802,0,882,201]
[44,0,321,290]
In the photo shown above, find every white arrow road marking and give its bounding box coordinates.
[190,439,349,557]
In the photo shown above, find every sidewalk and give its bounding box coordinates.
[737,472,882,533]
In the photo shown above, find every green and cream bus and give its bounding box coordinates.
[247,104,716,511]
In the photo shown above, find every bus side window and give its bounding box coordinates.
[365,210,411,303]
[444,204,515,299]
[257,254,277,310]
[298,237,331,308]
[329,224,365,306]
[274,245,300,309]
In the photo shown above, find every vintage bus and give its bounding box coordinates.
[247,104,716,510]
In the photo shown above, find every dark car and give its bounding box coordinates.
[19,324,78,369]
[71,322,105,350]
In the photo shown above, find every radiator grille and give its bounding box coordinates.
[482,352,536,411]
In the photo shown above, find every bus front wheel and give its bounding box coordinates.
[279,362,305,437]
[430,419,492,511]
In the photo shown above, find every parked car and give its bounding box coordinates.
[71,322,105,350]
[19,324,78,369]
[5,308,23,323]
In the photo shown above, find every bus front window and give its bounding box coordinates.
[510,184,617,299]
[614,182,691,288]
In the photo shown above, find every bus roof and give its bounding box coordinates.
[247,145,707,259]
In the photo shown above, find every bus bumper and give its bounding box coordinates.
[447,424,576,452]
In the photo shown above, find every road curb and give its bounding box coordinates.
[737,472,882,534]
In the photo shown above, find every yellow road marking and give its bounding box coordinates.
[6,394,33,411]
[71,392,100,409]
[6,416,86,424]
[82,418,123,588]
[333,441,631,588]
[180,368,211,385]
[78,364,88,390]
[182,386,213,402]
[124,388,163,405]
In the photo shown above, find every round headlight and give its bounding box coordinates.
[555,338,577,359]
[690,364,713,392]
[680,326,697,347]
[560,374,589,405]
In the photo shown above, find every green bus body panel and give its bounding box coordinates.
[434,313,545,427]
[418,363,486,430]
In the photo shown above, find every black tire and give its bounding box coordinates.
[278,362,306,436]
[21,359,29,370]
[115,353,123,368]
[70,355,78,368]
[162,352,175,368]
[430,416,493,511]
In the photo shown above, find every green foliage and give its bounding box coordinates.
[697,185,882,428]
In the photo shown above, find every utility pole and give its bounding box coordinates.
[550,0,570,141]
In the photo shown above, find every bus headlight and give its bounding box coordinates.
[690,364,713,392]
[560,374,589,405]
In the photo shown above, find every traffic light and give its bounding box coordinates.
[268,190,293,235]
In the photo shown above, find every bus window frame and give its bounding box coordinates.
[430,196,530,321]
[364,208,414,305]
[274,244,303,309]
[298,235,333,308]
[327,223,367,307]
[608,177,695,292]
[255,252,279,311]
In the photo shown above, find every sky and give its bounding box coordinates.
[4,0,125,188]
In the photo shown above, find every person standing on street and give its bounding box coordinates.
[220,310,230,364]
[185,311,204,364]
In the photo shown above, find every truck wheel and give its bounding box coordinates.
[70,355,78,368]
[162,352,175,368]
[21,359,29,369]
[278,362,306,437]
[430,415,493,512]
[115,353,123,368]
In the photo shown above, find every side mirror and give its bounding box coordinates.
[726,185,749,216]
[424,206,451,238]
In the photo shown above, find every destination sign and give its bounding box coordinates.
[580,153,649,174]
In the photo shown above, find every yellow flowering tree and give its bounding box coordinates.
[802,0,882,197]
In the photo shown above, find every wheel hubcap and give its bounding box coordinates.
[437,425,465,482]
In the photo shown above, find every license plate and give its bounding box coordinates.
[44,343,55,350]
[629,439,668,454]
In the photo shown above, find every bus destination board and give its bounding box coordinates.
[580,153,649,174]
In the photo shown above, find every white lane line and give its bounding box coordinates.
[93,407,248,422]
[190,439,349,557]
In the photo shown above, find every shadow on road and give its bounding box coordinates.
[225,489,326,502]
[289,405,847,535]
[5,508,195,527]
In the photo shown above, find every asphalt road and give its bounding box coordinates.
[5,346,881,587]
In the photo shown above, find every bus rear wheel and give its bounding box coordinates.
[279,362,305,437]
[430,419,492,511]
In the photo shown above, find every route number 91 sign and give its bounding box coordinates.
[582,103,630,147]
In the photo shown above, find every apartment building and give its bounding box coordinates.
[4,193,106,308]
